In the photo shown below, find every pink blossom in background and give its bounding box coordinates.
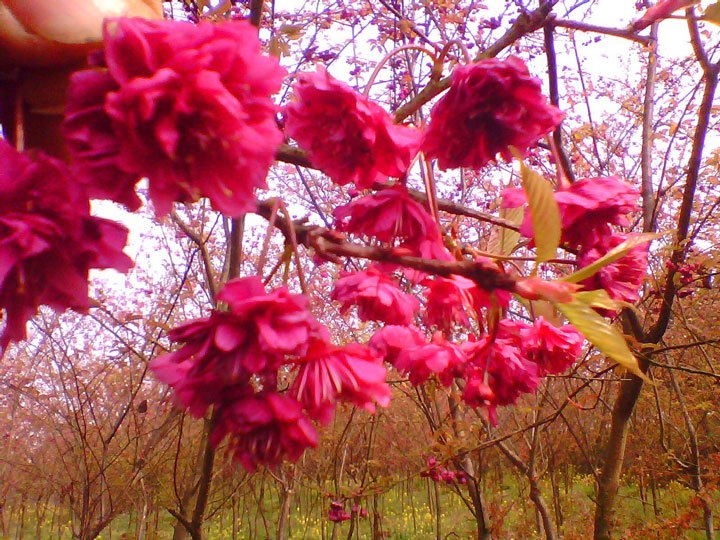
[331,265,419,325]
[422,57,563,170]
[284,67,421,188]
[328,501,351,522]
[578,234,649,304]
[63,17,285,217]
[0,141,131,350]
[211,393,318,472]
[291,341,391,424]
[502,176,639,251]
[368,324,427,365]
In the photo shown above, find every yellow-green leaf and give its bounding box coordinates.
[574,289,620,311]
[563,233,661,283]
[704,2,720,25]
[556,298,650,382]
[487,206,523,256]
[511,151,561,262]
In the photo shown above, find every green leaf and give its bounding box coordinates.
[704,2,720,25]
[563,233,661,283]
[574,289,621,311]
[487,206,523,256]
[511,151,561,262]
[556,297,650,382]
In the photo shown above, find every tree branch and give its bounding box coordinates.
[647,67,719,343]
[253,200,518,292]
[552,19,652,45]
[543,22,575,183]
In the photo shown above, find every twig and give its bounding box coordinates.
[552,19,652,45]
[543,23,575,183]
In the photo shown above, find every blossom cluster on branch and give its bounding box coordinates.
[0,15,652,471]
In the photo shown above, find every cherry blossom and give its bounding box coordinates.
[211,393,318,472]
[63,17,285,217]
[331,265,419,325]
[284,67,421,188]
[423,57,563,169]
[0,141,132,350]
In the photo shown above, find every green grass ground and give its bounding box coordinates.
[3,476,717,539]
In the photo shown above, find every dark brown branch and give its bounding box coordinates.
[647,67,719,343]
[171,212,218,301]
[249,0,264,27]
[227,217,244,281]
[686,7,711,72]
[543,23,576,183]
[640,23,659,231]
[253,200,518,292]
[552,19,652,45]
[648,359,720,380]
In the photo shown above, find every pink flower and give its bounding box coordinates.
[462,336,540,420]
[331,266,419,325]
[218,276,329,356]
[462,375,495,408]
[150,277,328,416]
[284,67,421,188]
[578,234,649,304]
[632,0,698,31]
[62,17,286,217]
[0,141,132,350]
[503,176,639,251]
[423,275,491,330]
[520,317,584,375]
[500,317,583,376]
[328,501,351,522]
[334,186,437,243]
[554,177,639,249]
[422,57,563,170]
[211,392,318,472]
[291,341,391,424]
[368,325,427,365]
[150,314,280,417]
[333,185,451,265]
[395,334,466,386]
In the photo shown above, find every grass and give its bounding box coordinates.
[2,475,717,539]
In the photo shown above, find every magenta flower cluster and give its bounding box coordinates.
[150,277,390,470]
[0,15,652,472]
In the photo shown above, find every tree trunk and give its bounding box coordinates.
[593,370,645,540]
[276,479,294,540]
[433,480,442,540]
